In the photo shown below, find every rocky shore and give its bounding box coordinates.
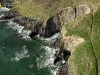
[0,4,90,75]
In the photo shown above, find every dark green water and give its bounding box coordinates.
[0,8,55,75]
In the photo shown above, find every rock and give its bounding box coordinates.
[44,5,90,37]
[1,11,17,20]
[1,10,45,37]
[50,36,61,49]
[62,35,84,53]
[29,32,38,38]
[54,49,71,65]
[44,7,75,37]
[56,62,70,75]
[0,4,90,75]
[54,56,62,65]
[76,5,90,18]
[0,5,90,38]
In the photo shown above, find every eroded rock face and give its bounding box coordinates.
[44,7,75,37]
[76,5,90,18]
[0,4,90,75]
[1,5,90,38]
[1,10,45,38]
[62,35,84,53]
[44,5,90,37]
[54,35,84,75]
[54,49,71,65]
[56,62,70,75]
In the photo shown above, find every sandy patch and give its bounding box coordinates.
[62,35,84,53]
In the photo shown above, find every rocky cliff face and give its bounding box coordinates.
[1,5,90,38]
[1,10,45,37]
[0,4,90,75]
[44,7,75,37]
[44,5,90,37]
[46,5,90,75]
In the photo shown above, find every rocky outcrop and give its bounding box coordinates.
[54,48,71,65]
[0,4,90,75]
[44,5,90,37]
[44,7,75,37]
[1,10,45,37]
[62,35,84,53]
[56,62,70,75]
[49,5,89,75]
[1,5,90,38]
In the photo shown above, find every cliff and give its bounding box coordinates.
[1,0,100,75]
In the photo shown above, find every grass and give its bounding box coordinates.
[12,0,75,20]
[64,11,99,74]
[92,6,100,60]
[10,0,100,75]
[11,0,100,20]
[92,6,100,75]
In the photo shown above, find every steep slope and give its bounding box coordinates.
[63,5,100,75]
[1,0,100,75]
[11,0,100,19]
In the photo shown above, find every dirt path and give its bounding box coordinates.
[90,9,98,75]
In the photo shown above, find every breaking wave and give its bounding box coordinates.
[7,20,31,40]
[11,46,29,62]
[0,7,10,11]
[0,7,60,75]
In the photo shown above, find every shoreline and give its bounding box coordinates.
[0,7,72,75]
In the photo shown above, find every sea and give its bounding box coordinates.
[0,7,60,75]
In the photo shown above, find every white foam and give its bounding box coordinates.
[0,14,4,18]
[0,7,9,18]
[0,7,10,11]
[37,33,59,45]
[44,46,56,66]
[29,64,34,68]
[37,46,55,67]
[7,20,31,40]
[36,46,59,75]
[11,46,29,62]
[36,33,60,75]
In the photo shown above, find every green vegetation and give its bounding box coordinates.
[92,6,100,61]
[65,6,100,75]
[92,6,100,75]
[12,0,74,20]
[10,0,100,75]
[12,0,100,20]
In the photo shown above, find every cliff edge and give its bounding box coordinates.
[1,0,100,75]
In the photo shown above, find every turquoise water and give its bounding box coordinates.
[0,8,55,75]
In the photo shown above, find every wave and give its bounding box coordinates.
[6,20,60,75]
[0,7,10,11]
[0,14,4,18]
[7,20,31,40]
[0,6,62,75]
[37,33,59,45]
[0,7,10,18]
[1,12,60,74]
[36,46,59,75]
[11,46,29,62]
